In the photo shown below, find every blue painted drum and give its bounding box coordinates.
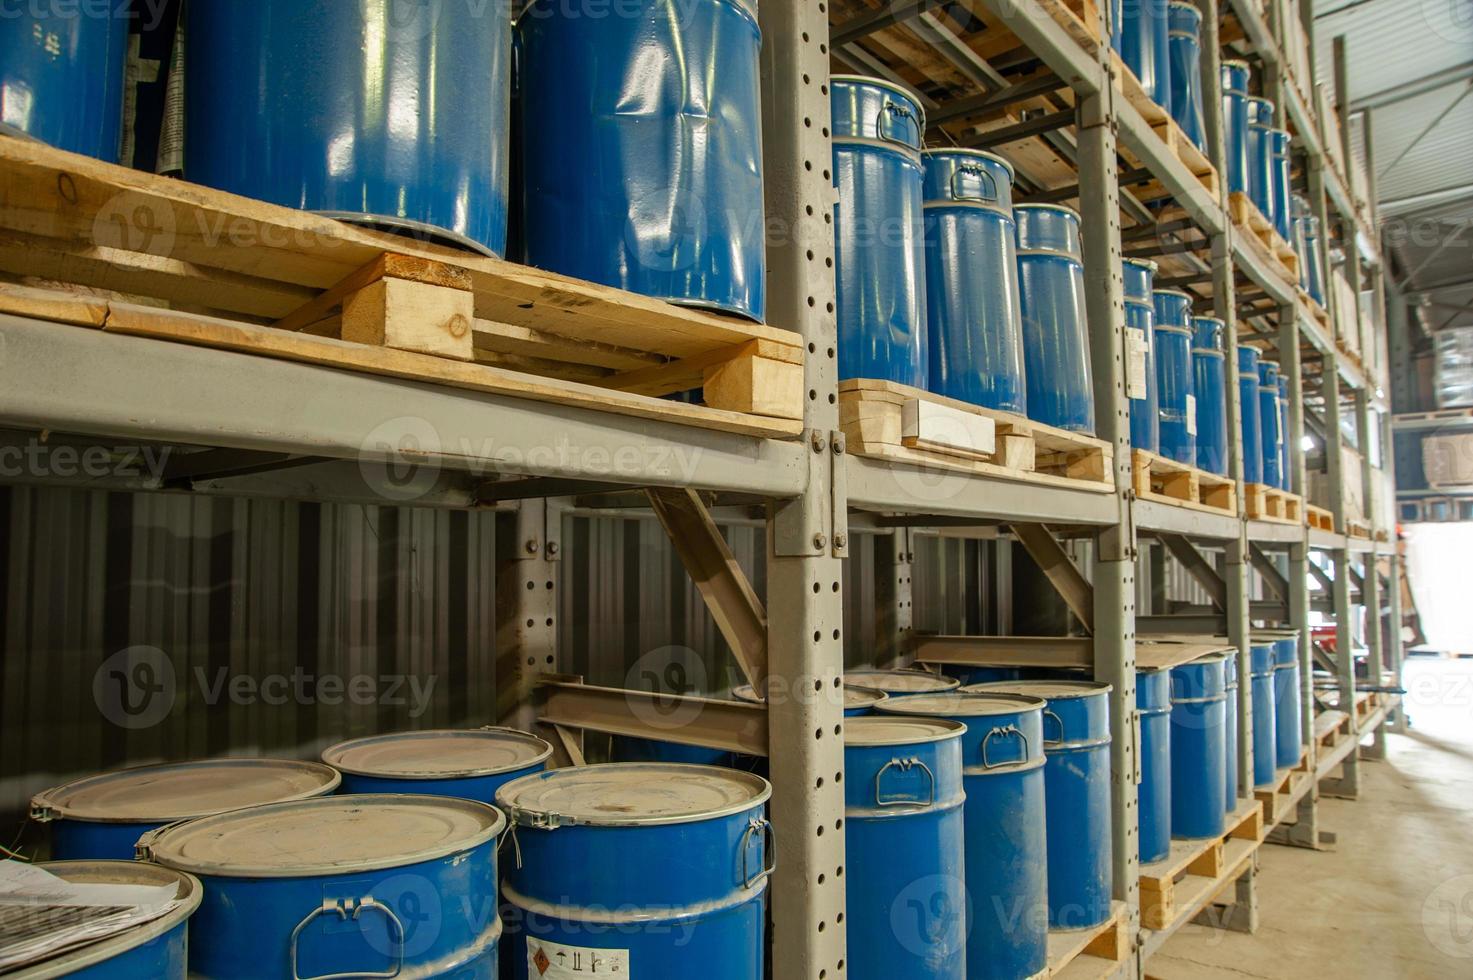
[1118,0,1172,109]
[1278,374,1292,490]
[17,862,201,979]
[881,691,1051,979]
[1273,636,1304,769]
[922,149,1029,413]
[1169,655,1229,840]
[1153,290,1198,465]
[30,759,341,861]
[1269,129,1294,244]
[1191,316,1229,476]
[1224,653,1240,813]
[1167,2,1207,149]
[1124,258,1160,454]
[845,669,961,697]
[138,794,505,979]
[1016,204,1096,434]
[1250,643,1278,788]
[517,0,764,314]
[1258,359,1284,489]
[186,0,511,256]
[1247,98,1277,228]
[843,716,969,980]
[0,5,129,161]
[1137,668,1174,864]
[1237,344,1264,485]
[1297,200,1327,306]
[324,727,551,802]
[833,75,929,386]
[967,680,1113,930]
[497,764,771,980]
[1220,60,1252,196]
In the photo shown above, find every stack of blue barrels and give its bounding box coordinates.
[1116,0,1209,150]
[1192,316,1230,476]
[1154,290,1199,465]
[1125,259,1162,454]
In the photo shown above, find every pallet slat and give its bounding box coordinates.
[1140,799,1263,931]
[1132,450,1237,515]
[1245,483,1303,524]
[1230,192,1300,285]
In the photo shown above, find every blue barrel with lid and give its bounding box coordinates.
[30,759,341,861]
[1124,258,1160,454]
[1279,373,1293,488]
[1016,205,1096,434]
[14,861,202,979]
[922,149,1028,413]
[324,727,551,802]
[497,763,771,979]
[518,0,764,315]
[1118,0,1171,109]
[1238,344,1264,484]
[735,682,889,717]
[846,669,961,697]
[882,691,1050,979]
[138,794,505,979]
[186,0,511,255]
[1247,98,1277,228]
[0,5,129,161]
[1170,655,1229,840]
[1250,642,1278,787]
[1224,652,1240,812]
[1298,199,1326,305]
[1258,359,1283,489]
[1138,668,1173,864]
[1192,316,1229,475]
[1269,129,1294,243]
[843,715,968,980]
[1167,2,1206,149]
[1153,290,1198,464]
[1292,197,1312,293]
[1221,60,1252,196]
[833,75,929,386]
[1273,635,1305,768]
[967,680,1113,930]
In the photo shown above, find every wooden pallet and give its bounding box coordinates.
[1113,59,1220,201]
[1132,450,1237,515]
[1140,800,1263,930]
[1229,192,1301,283]
[1298,288,1330,329]
[1305,503,1335,532]
[1255,752,1313,827]
[1244,483,1303,524]
[0,135,807,438]
[1347,519,1372,540]
[1313,709,1352,751]
[838,380,1116,492]
[1046,900,1129,979]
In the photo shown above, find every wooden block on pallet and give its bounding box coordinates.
[342,274,474,361]
[701,340,805,419]
[1083,907,1129,961]
[902,398,998,458]
[1133,450,1238,515]
[1228,800,1265,842]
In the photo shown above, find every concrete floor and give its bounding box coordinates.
[1152,657,1473,979]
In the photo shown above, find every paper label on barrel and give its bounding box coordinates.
[1126,328,1148,400]
[1276,398,1285,446]
[528,939,631,977]
[1186,394,1198,435]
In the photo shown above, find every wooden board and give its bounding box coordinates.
[1045,900,1129,978]
[1245,483,1304,524]
[1137,640,1237,671]
[1133,450,1238,515]
[1140,799,1263,930]
[1230,192,1301,284]
[1305,503,1335,532]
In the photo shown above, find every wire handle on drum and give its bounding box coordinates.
[874,757,936,808]
[878,102,921,150]
[740,817,777,890]
[950,164,999,204]
[290,897,404,980]
[981,725,1030,769]
[1042,709,1066,747]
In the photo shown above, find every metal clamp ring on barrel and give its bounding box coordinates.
[290,897,405,980]
[980,725,1030,769]
[950,164,1000,205]
[874,756,936,807]
[739,817,777,890]
[877,102,921,150]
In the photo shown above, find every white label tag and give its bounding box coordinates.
[528,939,631,978]
[1126,327,1148,401]
[1186,394,1198,436]
[1276,398,1285,447]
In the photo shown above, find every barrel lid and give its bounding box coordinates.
[139,795,503,878]
[830,74,925,112]
[1124,257,1159,274]
[846,716,966,747]
[921,147,1017,181]
[1248,95,1275,106]
[1168,1,1202,13]
[321,727,551,780]
[965,679,1114,700]
[732,683,890,711]
[497,763,770,829]
[844,669,960,694]
[1192,315,1226,326]
[1222,58,1251,70]
[1154,288,1195,303]
[1014,202,1082,222]
[874,691,1046,717]
[1260,358,1281,369]
[31,759,341,823]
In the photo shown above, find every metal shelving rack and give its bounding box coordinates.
[0,1,1405,977]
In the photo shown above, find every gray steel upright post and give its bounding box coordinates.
[1322,335,1361,799]
[758,5,849,975]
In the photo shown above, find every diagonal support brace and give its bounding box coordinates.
[1012,523,1095,634]
[1248,544,1292,603]
[1161,534,1230,611]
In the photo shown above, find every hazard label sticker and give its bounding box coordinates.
[528,938,631,977]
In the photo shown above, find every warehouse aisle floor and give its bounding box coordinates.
[1153,657,1473,979]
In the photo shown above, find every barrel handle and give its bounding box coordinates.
[874,757,936,807]
[1042,709,1066,747]
[877,102,921,150]
[980,725,1030,769]
[290,897,404,980]
[740,817,777,890]
[950,164,999,204]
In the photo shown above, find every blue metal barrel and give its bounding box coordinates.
[1124,258,1160,454]
[1292,196,1312,293]
[186,0,511,256]
[843,716,968,980]
[0,6,129,161]
[1191,316,1229,475]
[1153,290,1197,465]
[846,669,961,697]
[139,794,505,979]
[1273,636,1304,769]
[1016,205,1096,434]
[1224,653,1240,813]
[1138,668,1173,864]
[324,727,551,802]
[1221,60,1252,196]
[1278,373,1292,489]
[518,0,764,315]
[497,763,771,979]
[967,680,1113,930]
[1169,655,1228,840]
[1118,0,1171,109]
[734,682,890,717]
[833,75,929,386]
[1250,642,1278,787]
[1238,344,1264,484]
[922,149,1028,413]
[1258,359,1283,489]
[1299,204,1326,305]
[20,862,201,979]
[30,759,341,861]
[881,691,1050,979]
[1269,129,1294,243]
[1167,2,1206,149]
[1247,98,1277,226]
